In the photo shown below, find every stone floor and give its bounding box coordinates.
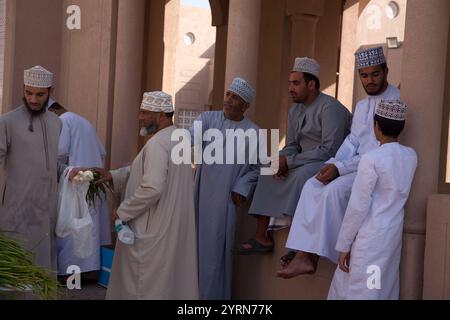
[1,279,107,300]
[58,277,107,300]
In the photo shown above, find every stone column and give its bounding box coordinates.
[211,24,228,110]
[1,0,63,112]
[289,14,319,59]
[336,0,358,112]
[209,0,228,110]
[279,0,324,145]
[110,0,146,168]
[59,0,118,168]
[224,0,261,120]
[285,0,325,58]
[162,0,180,95]
[143,0,165,91]
[399,0,450,299]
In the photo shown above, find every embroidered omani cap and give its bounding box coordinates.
[140,91,174,113]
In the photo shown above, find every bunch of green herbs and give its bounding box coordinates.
[0,232,60,300]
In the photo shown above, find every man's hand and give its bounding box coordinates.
[274,156,289,180]
[338,251,351,273]
[68,167,88,181]
[273,171,288,181]
[93,167,113,185]
[231,192,247,207]
[315,164,339,185]
[111,208,120,221]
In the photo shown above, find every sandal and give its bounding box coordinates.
[235,238,274,255]
[280,250,297,267]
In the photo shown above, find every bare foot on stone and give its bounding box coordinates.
[279,251,297,269]
[276,252,318,278]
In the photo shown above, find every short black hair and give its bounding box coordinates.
[358,63,388,74]
[303,72,320,90]
[374,114,405,138]
[165,112,174,119]
[48,102,64,110]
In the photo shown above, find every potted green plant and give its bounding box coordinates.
[0,232,60,300]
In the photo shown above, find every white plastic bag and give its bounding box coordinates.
[56,167,94,258]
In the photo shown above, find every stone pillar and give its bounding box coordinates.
[1,0,15,113]
[141,1,179,97]
[399,0,450,299]
[110,0,146,168]
[224,0,261,120]
[211,24,228,110]
[2,0,63,112]
[279,0,324,145]
[162,0,180,95]
[285,0,325,58]
[143,0,165,91]
[59,0,118,168]
[95,1,118,169]
[289,14,318,59]
[337,0,358,112]
[210,0,228,110]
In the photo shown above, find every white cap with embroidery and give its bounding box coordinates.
[355,46,386,70]
[228,77,255,104]
[140,91,174,113]
[376,100,407,121]
[24,66,53,88]
[292,57,320,79]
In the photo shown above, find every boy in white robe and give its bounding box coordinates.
[328,100,417,300]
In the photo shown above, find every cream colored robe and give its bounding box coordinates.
[106,126,198,300]
[0,106,62,272]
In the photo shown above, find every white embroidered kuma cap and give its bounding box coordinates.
[140,91,174,113]
[376,100,407,121]
[227,77,255,104]
[355,46,387,70]
[24,65,53,88]
[292,57,320,79]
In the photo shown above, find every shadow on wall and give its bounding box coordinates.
[174,43,216,129]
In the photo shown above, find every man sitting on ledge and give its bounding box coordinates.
[237,57,352,254]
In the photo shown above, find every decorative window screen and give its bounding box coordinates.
[177,109,203,129]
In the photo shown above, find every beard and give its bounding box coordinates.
[292,97,303,104]
[364,74,388,96]
[23,96,50,115]
[291,92,306,104]
[139,123,158,137]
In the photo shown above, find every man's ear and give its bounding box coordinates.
[49,87,55,97]
[374,121,382,136]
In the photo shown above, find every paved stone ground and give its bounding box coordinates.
[1,279,106,300]
[58,277,107,300]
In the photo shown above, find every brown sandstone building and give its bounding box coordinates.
[1,0,449,299]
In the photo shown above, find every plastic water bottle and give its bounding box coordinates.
[115,219,135,245]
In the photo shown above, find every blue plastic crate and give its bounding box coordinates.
[98,245,114,288]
